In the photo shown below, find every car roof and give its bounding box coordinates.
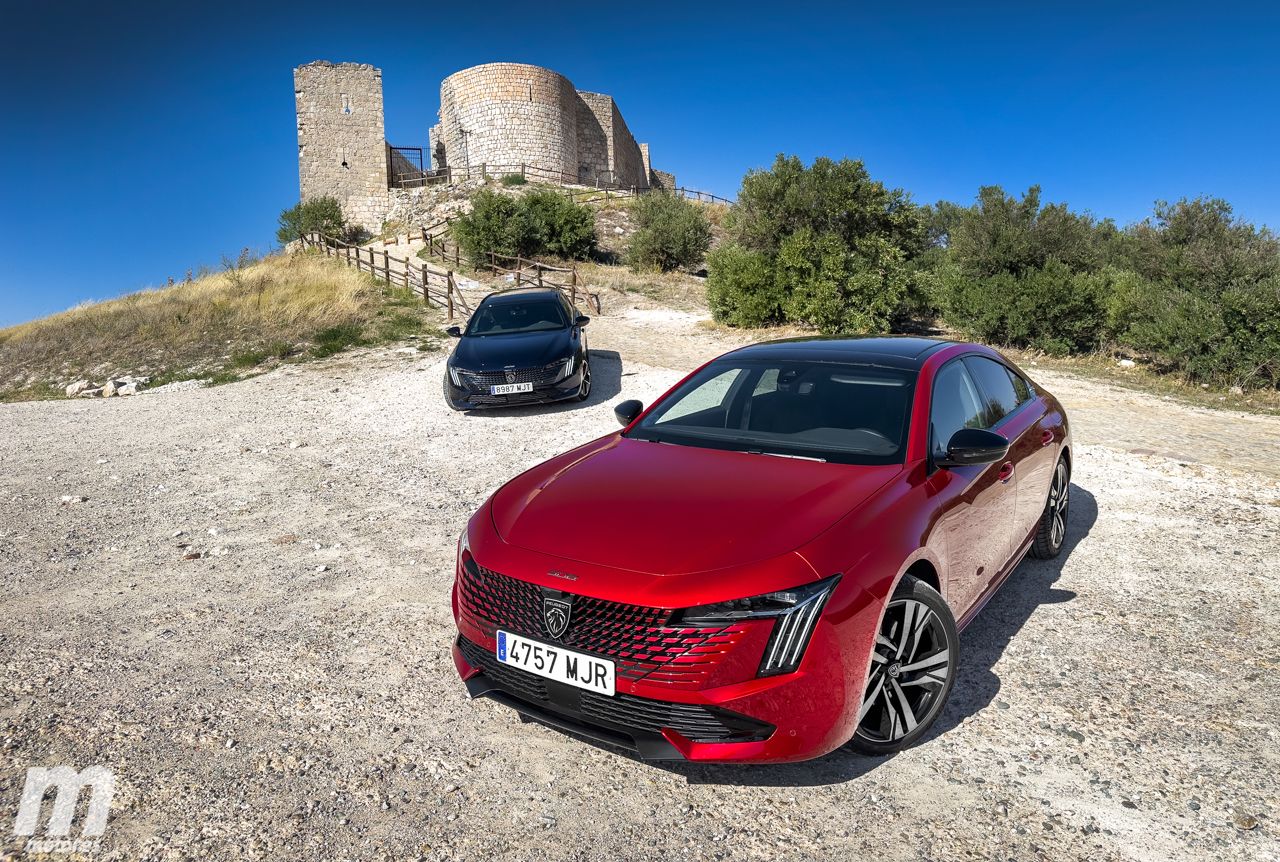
[480,287,564,305]
[720,336,957,370]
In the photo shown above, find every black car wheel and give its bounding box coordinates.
[1031,458,1070,559]
[848,574,958,756]
[576,357,592,401]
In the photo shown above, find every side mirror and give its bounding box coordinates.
[446,326,462,338]
[938,428,1009,467]
[614,399,644,427]
[575,315,591,328]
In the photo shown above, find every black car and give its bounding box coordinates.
[444,288,592,410]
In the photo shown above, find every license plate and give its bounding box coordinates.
[490,382,534,395]
[496,630,615,696]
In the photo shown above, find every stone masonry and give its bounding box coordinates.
[294,62,389,233]
[295,60,676,231]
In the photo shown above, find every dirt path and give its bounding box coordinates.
[1,305,1277,861]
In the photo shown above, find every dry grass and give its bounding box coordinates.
[575,262,710,311]
[0,252,444,400]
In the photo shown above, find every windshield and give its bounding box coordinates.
[466,299,567,336]
[626,359,916,465]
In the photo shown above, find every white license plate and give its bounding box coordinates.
[490,382,534,395]
[496,630,615,696]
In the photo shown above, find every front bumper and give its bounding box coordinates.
[444,369,584,410]
[451,617,858,764]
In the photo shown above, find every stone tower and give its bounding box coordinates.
[294,61,389,233]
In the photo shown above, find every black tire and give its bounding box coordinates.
[1030,458,1070,559]
[575,358,592,402]
[847,574,958,756]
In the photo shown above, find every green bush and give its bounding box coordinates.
[517,189,597,259]
[706,245,782,327]
[500,173,527,186]
[627,193,712,272]
[452,188,596,265]
[939,260,1110,355]
[706,155,926,333]
[277,196,348,245]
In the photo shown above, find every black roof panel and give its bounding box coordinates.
[722,336,955,369]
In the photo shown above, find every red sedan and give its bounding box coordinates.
[451,337,1072,763]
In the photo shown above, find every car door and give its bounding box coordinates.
[926,358,1019,616]
[963,356,1053,556]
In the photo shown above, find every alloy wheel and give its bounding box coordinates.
[1047,461,1069,549]
[855,597,953,745]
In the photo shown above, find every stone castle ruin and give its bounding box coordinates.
[294,61,676,233]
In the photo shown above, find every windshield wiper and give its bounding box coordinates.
[746,450,828,463]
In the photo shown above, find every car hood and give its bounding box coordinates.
[451,329,572,370]
[490,436,900,576]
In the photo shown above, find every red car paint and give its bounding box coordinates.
[451,339,1070,763]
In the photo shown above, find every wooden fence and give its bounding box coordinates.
[299,232,471,321]
[414,218,603,314]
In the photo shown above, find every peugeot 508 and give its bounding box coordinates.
[450,337,1071,762]
[444,287,591,410]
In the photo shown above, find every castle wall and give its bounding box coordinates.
[438,63,579,179]
[609,103,646,190]
[294,61,389,233]
[575,91,613,184]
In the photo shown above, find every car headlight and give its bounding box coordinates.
[458,524,470,557]
[448,364,463,387]
[679,575,840,677]
[558,355,576,381]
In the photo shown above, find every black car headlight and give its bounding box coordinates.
[448,364,464,387]
[679,575,841,677]
[557,355,576,381]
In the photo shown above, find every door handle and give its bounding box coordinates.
[997,461,1015,483]
[1041,430,1055,447]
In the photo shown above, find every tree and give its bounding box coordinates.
[627,193,713,272]
[452,189,596,264]
[707,155,925,333]
[277,197,348,245]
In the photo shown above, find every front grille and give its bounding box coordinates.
[457,559,748,689]
[458,636,773,744]
[459,362,562,391]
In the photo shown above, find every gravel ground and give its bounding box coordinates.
[2,303,1278,862]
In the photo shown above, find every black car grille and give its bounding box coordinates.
[458,362,563,391]
[458,636,773,744]
[458,559,749,689]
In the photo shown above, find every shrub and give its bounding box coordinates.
[452,188,596,265]
[707,155,926,331]
[706,245,783,327]
[500,173,527,186]
[517,189,596,259]
[627,193,712,272]
[939,260,1111,355]
[277,196,348,245]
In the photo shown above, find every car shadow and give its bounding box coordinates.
[459,349,624,418]
[654,482,1099,787]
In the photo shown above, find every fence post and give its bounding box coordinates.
[421,265,431,306]
[521,163,526,181]
[481,163,488,181]
[447,281,455,321]
[537,269,543,288]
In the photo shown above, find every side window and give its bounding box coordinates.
[1009,369,1033,404]
[964,357,1021,428]
[930,361,985,460]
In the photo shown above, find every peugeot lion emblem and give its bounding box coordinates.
[505,371,517,384]
[543,595,573,639]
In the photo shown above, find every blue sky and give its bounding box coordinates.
[2,1,1278,327]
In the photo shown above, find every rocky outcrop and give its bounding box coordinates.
[66,376,150,398]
